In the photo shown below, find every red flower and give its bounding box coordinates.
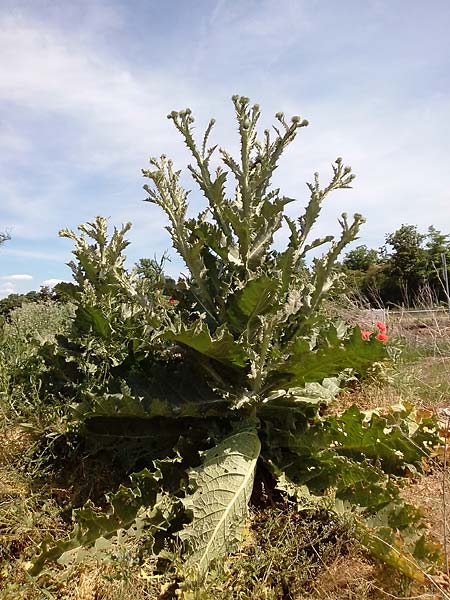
[361,330,372,340]
[169,298,175,305]
[376,332,389,342]
[376,321,387,333]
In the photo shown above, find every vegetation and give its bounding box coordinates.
[0,96,448,599]
[343,224,450,306]
[0,287,62,320]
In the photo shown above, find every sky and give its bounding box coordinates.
[1,0,450,297]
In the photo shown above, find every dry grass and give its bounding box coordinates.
[2,314,450,599]
[0,426,387,600]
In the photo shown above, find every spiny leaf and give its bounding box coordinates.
[180,429,261,577]
[261,402,439,513]
[275,324,389,388]
[226,275,280,335]
[165,322,248,368]
[359,503,443,581]
[75,305,111,338]
[30,468,174,574]
[285,402,439,476]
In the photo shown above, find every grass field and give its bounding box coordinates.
[1,305,450,599]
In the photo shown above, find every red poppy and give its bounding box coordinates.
[169,298,175,305]
[376,321,387,333]
[361,330,372,340]
[376,332,389,342]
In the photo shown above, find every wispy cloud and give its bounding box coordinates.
[1,248,67,262]
[0,274,33,281]
[0,0,449,294]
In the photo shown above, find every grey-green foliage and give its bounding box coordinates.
[143,96,366,407]
[0,301,74,418]
[46,217,165,394]
[31,97,441,580]
[30,467,180,575]
[180,430,261,576]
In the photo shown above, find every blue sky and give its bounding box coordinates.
[1,0,450,297]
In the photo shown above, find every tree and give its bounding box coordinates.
[424,226,450,301]
[343,245,379,272]
[342,245,388,303]
[383,224,427,305]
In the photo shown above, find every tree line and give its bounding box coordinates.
[342,224,450,307]
[2,225,450,312]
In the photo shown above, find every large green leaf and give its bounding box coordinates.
[180,429,261,576]
[273,324,389,389]
[75,305,112,338]
[287,403,438,476]
[30,468,178,574]
[261,402,439,511]
[226,275,280,335]
[165,322,248,368]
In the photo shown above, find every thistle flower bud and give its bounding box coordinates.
[343,166,352,174]
[336,157,342,164]
[167,111,178,120]
[253,103,260,111]
[291,115,301,123]
[301,119,309,127]
[232,94,239,102]
[275,112,284,120]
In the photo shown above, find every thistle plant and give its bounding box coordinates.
[142,96,368,408]
[32,97,441,582]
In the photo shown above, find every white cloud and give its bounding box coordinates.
[1,248,67,262]
[0,1,449,279]
[0,13,199,172]
[0,273,33,281]
[0,282,16,297]
[41,278,68,288]
[0,11,212,243]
